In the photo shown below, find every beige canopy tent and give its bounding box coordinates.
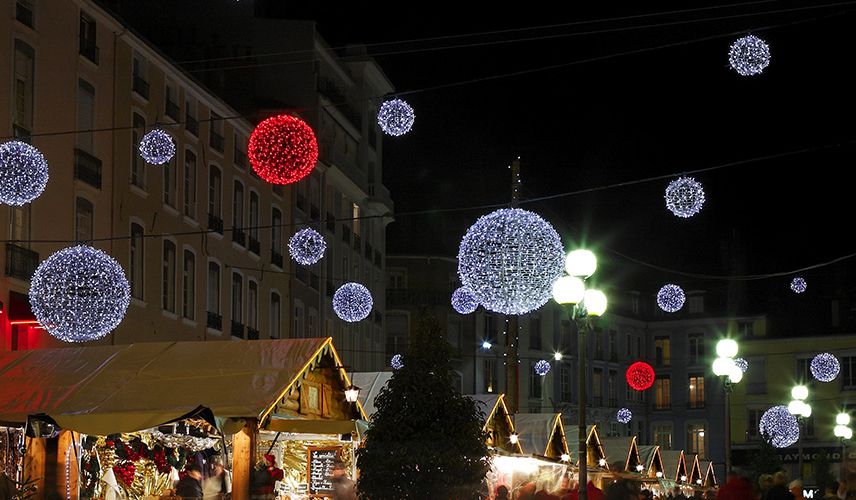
[469,393,522,453]
[638,444,665,478]
[660,450,689,483]
[513,413,569,459]
[562,423,606,468]
[600,436,642,472]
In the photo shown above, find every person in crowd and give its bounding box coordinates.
[824,481,841,500]
[717,474,754,500]
[329,460,356,500]
[562,480,604,500]
[759,474,774,498]
[176,465,204,499]
[251,454,282,500]
[203,457,231,500]
[495,485,510,500]
[764,471,794,500]
[790,479,805,500]
[674,486,688,500]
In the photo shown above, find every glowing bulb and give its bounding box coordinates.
[712,357,736,377]
[727,365,743,384]
[509,433,519,445]
[636,464,644,472]
[561,454,571,462]
[791,385,808,401]
[584,289,607,317]
[598,458,607,467]
[552,276,585,305]
[681,475,687,482]
[716,339,738,358]
[837,413,851,426]
[554,352,563,361]
[565,250,597,278]
[656,472,663,478]
[482,340,492,350]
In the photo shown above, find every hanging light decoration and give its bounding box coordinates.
[728,34,771,76]
[138,128,176,165]
[288,228,327,265]
[451,286,479,314]
[734,357,749,373]
[390,354,404,370]
[626,361,655,391]
[0,140,49,206]
[664,177,705,218]
[333,282,373,322]
[759,405,799,448]
[810,353,840,382]
[534,360,551,377]
[616,408,633,424]
[790,277,807,294]
[247,114,318,185]
[457,208,564,315]
[29,245,131,342]
[657,284,686,313]
[377,98,415,136]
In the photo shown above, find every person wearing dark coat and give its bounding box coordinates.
[176,465,205,499]
[765,472,795,500]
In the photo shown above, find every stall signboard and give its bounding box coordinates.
[307,446,341,497]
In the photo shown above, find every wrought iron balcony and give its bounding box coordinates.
[232,228,246,246]
[207,213,223,235]
[166,100,180,121]
[247,327,259,340]
[132,75,149,99]
[249,237,260,255]
[231,321,245,339]
[206,311,222,331]
[74,148,101,189]
[5,243,39,281]
[271,250,283,268]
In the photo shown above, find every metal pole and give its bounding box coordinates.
[505,158,521,413]
[724,380,732,478]
[579,316,588,500]
[798,419,803,480]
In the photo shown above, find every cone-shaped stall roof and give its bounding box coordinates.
[514,413,568,458]
[638,445,665,477]
[659,450,688,482]
[600,436,641,472]
[468,393,522,453]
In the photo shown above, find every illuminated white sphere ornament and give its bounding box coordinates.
[333,282,373,322]
[390,354,403,370]
[29,245,130,343]
[288,228,326,265]
[810,353,840,382]
[451,286,479,314]
[657,284,686,313]
[0,140,49,206]
[728,34,771,76]
[534,360,551,377]
[617,408,632,424]
[377,98,415,137]
[138,128,176,165]
[665,177,705,218]
[734,358,749,373]
[457,208,564,315]
[791,277,807,294]
[760,405,799,448]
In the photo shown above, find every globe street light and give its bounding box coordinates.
[552,249,607,500]
[788,385,812,478]
[712,338,742,478]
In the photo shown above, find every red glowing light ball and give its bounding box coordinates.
[626,361,655,391]
[248,114,318,185]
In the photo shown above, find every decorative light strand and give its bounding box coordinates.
[626,361,655,391]
[457,208,564,315]
[138,128,176,165]
[332,282,373,322]
[728,34,771,76]
[247,114,318,185]
[377,98,415,137]
[734,357,749,373]
[759,405,799,448]
[810,353,840,382]
[29,245,131,342]
[390,354,404,370]
[790,277,807,294]
[451,286,479,314]
[0,140,49,206]
[288,228,327,265]
[534,360,551,376]
[657,284,686,313]
[616,408,633,424]
[664,176,705,218]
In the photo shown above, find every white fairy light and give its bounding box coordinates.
[534,360,551,376]
[617,408,633,424]
[288,228,327,265]
[377,98,415,136]
[760,405,800,448]
[451,286,479,314]
[657,284,686,313]
[810,353,840,382]
[138,128,176,165]
[0,140,49,206]
[333,282,373,322]
[728,34,771,76]
[390,354,404,370]
[734,357,749,373]
[665,177,705,218]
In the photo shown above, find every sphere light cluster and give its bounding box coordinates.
[665,177,705,218]
[534,360,551,377]
[810,353,840,382]
[138,128,176,165]
[626,362,655,391]
[728,35,771,76]
[759,405,800,448]
[791,277,807,294]
[451,286,479,314]
[332,282,373,322]
[657,284,686,313]
[288,228,327,265]
[390,354,404,370]
[377,99,415,137]
[0,140,49,206]
[248,114,318,185]
[617,408,633,424]
[734,358,749,373]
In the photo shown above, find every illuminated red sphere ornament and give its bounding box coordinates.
[248,114,318,185]
[626,361,655,391]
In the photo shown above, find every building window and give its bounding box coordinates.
[182,250,195,320]
[271,207,282,258]
[16,1,35,28]
[13,40,35,135]
[655,337,671,366]
[653,423,672,450]
[687,423,706,457]
[561,363,572,401]
[207,262,220,314]
[738,321,754,336]
[9,206,30,248]
[78,12,98,63]
[530,316,541,350]
[626,333,632,357]
[531,364,543,398]
[75,197,93,242]
[249,191,259,243]
[162,240,176,312]
[184,150,196,218]
[233,181,244,232]
[231,272,243,325]
[248,281,258,330]
[132,52,149,99]
[843,357,856,388]
[688,335,704,365]
[165,81,179,121]
[131,113,146,189]
[163,156,176,208]
[608,370,617,406]
[270,292,281,339]
[688,375,705,409]
[592,368,603,406]
[688,294,704,314]
[293,303,304,338]
[210,112,224,152]
[208,166,222,217]
[796,358,811,384]
[130,223,144,300]
[484,359,496,393]
[594,330,603,359]
[77,79,95,152]
[747,409,763,440]
[609,330,617,360]
[654,376,671,409]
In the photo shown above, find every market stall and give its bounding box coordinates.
[660,450,691,496]
[514,413,569,459]
[699,460,717,488]
[0,338,366,500]
[470,394,522,454]
[688,454,703,488]
[637,445,665,480]
[563,424,609,488]
[600,437,642,473]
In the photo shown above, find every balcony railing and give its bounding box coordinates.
[687,401,706,409]
[132,75,149,99]
[210,131,224,152]
[234,149,247,170]
[207,213,223,235]
[206,311,222,331]
[5,243,39,281]
[271,250,283,268]
[654,402,672,411]
[74,148,102,189]
[79,42,99,64]
[231,321,244,339]
[247,327,259,340]
[16,2,34,27]
[185,114,198,136]
[232,228,246,246]
[248,237,260,255]
[326,213,336,233]
[166,100,180,121]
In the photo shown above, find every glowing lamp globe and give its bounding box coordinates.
[0,140,49,206]
[29,245,130,343]
[565,249,597,278]
[791,385,808,401]
[616,408,632,424]
[482,340,492,350]
[138,128,176,165]
[344,385,360,403]
[554,352,563,361]
[390,354,403,370]
[801,403,812,418]
[657,284,685,313]
[810,353,840,382]
[835,425,848,438]
[846,427,854,440]
[288,228,326,265]
[656,472,664,478]
[599,459,608,467]
[552,276,585,305]
[665,176,705,218]
[457,208,564,315]
[332,282,373,322]
[534,360,551,376]
[681,475,687,482]
[247,114,318,185]
[583,289,607,317]
[716,339,738,358]
[712,357,736,377]
[451,286,479,314]
[727,365,743,384]
[626,361,655,391]
[837,413,851,426]
[377,98,415,137]
[728,34,771,76]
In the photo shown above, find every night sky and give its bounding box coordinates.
[279,1,856,300]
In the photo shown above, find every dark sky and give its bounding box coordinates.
[280,1,856,297]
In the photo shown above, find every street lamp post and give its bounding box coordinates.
[711,339,743,478]
[834,413,853,479]
[552,249,607,500]
[788,385,811,479]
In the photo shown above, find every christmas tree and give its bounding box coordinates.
[750,432,784,478]
[356,315,490,499]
